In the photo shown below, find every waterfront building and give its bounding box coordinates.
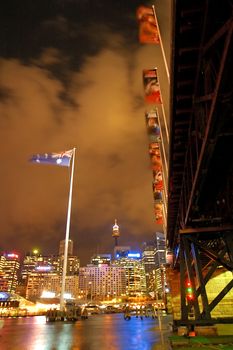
[0,253,20,293]
[152,232,169,303]
[26,267,79,300]
[79,264,126,300]
[154,265,166,300]
[0,272,8,291]
[21,252,38,282]
[63,275,79,299]
[21,252,59,283]
[142,241,156,291]
[26,270,59,300]
[114,252,147,297]
[21,248,79,278]
[20,246,79,300]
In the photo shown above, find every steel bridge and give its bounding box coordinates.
[167,0,233,327]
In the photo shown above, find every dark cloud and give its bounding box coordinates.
[0,86,14,103]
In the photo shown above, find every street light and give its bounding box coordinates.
[89,282,93,302]
[84,276,88,303]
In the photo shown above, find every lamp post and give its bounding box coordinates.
[84,276,87,303]
[89,281,93,303]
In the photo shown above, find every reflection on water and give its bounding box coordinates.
[0,314,162,350]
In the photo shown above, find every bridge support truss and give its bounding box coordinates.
[168,0,233,329]
[175,227,233,327]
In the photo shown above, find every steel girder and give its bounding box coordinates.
[168,0,233,247]
[168,0,233,327]
[175,229,233,327]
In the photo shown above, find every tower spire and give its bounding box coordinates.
[112,219,120,247]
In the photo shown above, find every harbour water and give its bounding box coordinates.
[0,313,170,350]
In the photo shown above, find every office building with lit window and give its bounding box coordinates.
[79,265,126,301]
[0,253,20,293]
[26,265,79,301]
[57,239,79,276]
[59,239,74,256]
[142,241,156,291]
[114,252,147,297]
[91,254,112,266]
[154,232,166,268]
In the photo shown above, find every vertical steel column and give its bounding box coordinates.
[182,235,201,320]
[191,240,211,320]
[180,238,188,321]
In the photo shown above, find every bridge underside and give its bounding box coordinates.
[168,0,233,326]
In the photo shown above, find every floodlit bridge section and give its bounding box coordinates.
[167,0,233,327]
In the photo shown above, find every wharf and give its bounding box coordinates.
[169,334,233,350]
[168,323,233,350]
[151,317,233,350]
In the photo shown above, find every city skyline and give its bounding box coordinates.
[0,229,164,266]
[0,234,167,302]
[0,0,171,264]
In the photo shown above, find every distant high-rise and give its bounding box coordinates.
[142,241,156,290]
[58,255,79,276]
[0,252,20,293]
[59,239,73,256]
[19,248,79,300]
[154,232,166,268]
[114,252,146,297]
[79,265,126,300]
[112,219,120,247]
[21,251,60,282]
[142,241,156,272]
[91,254,112,266]
[114,246,131,259]
[153,232,167,300]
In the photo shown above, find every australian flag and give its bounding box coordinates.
[30,149,73,167]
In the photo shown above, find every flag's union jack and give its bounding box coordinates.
[30,149,73,167]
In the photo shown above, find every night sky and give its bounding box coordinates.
[0,0,171,264]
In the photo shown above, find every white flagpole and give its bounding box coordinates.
[152,5,170,84]
[60,147,76,310]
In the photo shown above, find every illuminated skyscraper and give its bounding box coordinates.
[26,271,79,300]
[114,252,146,296]
[142,241,156,290]
[154,232,167,301]
[91,254,112,266]
[154,232,166,268]
[0,253,20,293]
[21,250,41,283]
[59,239,73,256]
[79,265,126,300]
[58,255,79,276]
[21,251,59,282]
[58,239,79,276]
